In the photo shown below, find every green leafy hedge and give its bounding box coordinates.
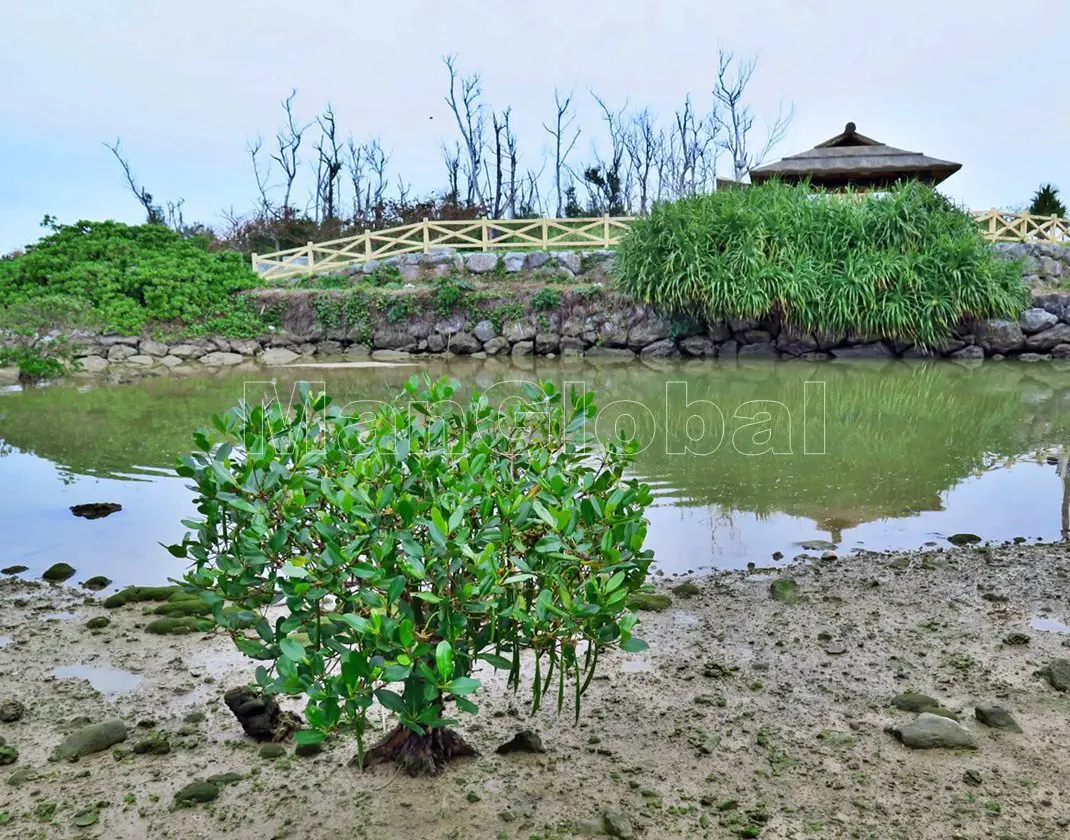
[614,181,1030,346]
[0,221,262,336]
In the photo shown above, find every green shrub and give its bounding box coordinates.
[532,287,562,311]
[614,181,1029,346]
[0,221,260,336]
[0,294,92,380]
[172,376,653,775]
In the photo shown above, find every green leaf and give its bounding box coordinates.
[280,563,308,579]
[294,729,327,745]
[447,676,481,696]
[375,689,406,714]
[383,664,412,682]
[619,637,649,653]
[279,637,306,661]
[480,653,512,670]
[436,640,454,682]
[164,543,187,558]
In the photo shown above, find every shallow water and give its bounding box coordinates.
[2,357,1070,586]
[53,663,144,694]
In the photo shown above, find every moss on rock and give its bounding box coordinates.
[145,616,213,635]
[42,563,76,582]
[103,585,183,608]
[627,592,673,612]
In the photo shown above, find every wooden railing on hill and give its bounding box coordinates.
[252,211,1069,280]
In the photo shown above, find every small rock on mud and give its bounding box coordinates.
[496,730,545,754]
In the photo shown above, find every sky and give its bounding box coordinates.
[2,0,1068,253]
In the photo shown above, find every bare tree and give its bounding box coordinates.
[105,139,189,229]
[347,136,390,227]
[441,140,463,204]
[248,135,275,217]
[624,109,662,214]
[313,103,344,222]
[271,89,308,213]
[543,89,580,217]
[105,139,165,225]
[443,55,486,207]
[714,51,793,181]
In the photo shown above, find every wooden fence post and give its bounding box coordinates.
[364,232,372,260]
[307,242,315,272]
[481,218,489,252]
[603,214,610,247]
[422,218,430,253]
[251,252,258,273]
[541,219,548,249]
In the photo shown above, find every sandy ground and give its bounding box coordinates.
[3,542,1070,840]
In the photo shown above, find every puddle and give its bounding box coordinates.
[673,612,699,628]
[43,612,75,621]
[621,660,654,673]
[1031,616,1070,634]
[0,636,11,647]
[53,664,144,694]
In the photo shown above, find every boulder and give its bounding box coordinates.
[472,320,497,343]
[1019,308,1059,334]
[200,351,244,367]
[230,339,261,356]
[1026,323,1070,351]
[168,344,204,359]
[426,333,446,353]
[463,253,499,274]
[769,577,800,604]
[447,332,481,354]
[106,344,136,362]
[890,693,942,713]
[890,713,977,750]
[974,704,1022,733]
[640,339,679,359]
[259,348,299,366]
[502,252,526,272]
[139,340,169,357]
[503,320,536,343]
[484,337,510,355]
[832,343,893,359]
[52,719,128,761]
[627,318,671,349]
[125,354,155,366]
[511,341,535,357]
[951,345,985,361]
[525,251,552,270]
[738,342,777,358]
[972,319,1025,354]
[159,355,183,368]
[314,340,342,356]
[560,337,586,356]
[552,251,582,274]
[680,335,716,357]
[1042,659,1070,691]
[535,333,561,354]
[79,356,108,373]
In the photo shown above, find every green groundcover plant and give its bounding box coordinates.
[171,376,654,775]
[0,220,261,336]
[615,180,1030,347]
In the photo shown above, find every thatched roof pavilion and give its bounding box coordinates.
[749,122,961,189]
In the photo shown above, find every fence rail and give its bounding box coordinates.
[252,211,1070,280]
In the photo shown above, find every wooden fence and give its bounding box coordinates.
[252,211,1069,280]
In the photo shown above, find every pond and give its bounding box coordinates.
[2,357,1069,589]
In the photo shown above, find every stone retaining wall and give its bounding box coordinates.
[16,243,1070,376]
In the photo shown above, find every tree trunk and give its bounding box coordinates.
[362,725,477,776]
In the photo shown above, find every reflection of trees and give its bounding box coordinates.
[3,360,1070,535]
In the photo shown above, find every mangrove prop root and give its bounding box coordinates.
[362,726,478,776]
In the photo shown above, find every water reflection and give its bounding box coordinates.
[1,358,1070,584]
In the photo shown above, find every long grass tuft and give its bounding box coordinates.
[613,181,1030,347]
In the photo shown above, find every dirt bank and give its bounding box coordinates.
[3,542,1070,839]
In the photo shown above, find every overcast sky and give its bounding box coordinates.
[3,0,1068,252]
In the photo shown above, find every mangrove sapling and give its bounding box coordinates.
[171,375,654,775]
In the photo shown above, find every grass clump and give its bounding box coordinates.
[614,181,1029,346]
